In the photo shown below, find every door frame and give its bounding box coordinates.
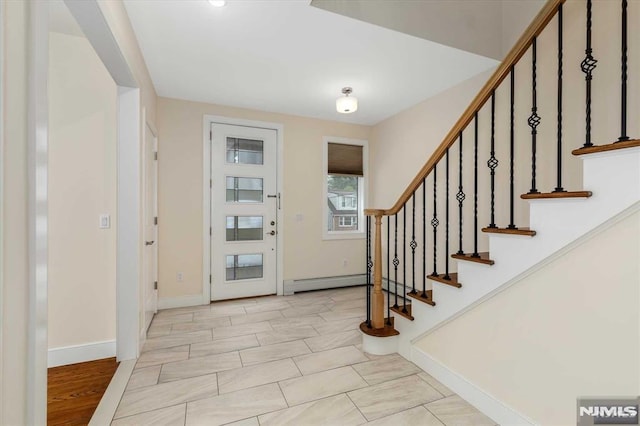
[202,115,284,303]
[141,110,159,340]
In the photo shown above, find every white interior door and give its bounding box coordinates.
[143,123,158,331]
[210,123,277,301]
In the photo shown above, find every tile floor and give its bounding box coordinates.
[111,286,496,426]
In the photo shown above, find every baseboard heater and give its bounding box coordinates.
[283,274,366,295]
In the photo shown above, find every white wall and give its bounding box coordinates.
[1,1,30,423]
[48,32,117,353]
[416,209,640,425]
[157,97,371,301]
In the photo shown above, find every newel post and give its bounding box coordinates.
[371,212,384,329]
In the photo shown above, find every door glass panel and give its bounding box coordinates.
[226,177,263,203]
[226,137,264,165]
[226,216,263,241]
[226,254,263,281]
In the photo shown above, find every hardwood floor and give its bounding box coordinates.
[48,357,119,425]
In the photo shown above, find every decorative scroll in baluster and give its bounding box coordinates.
[386,216,391,325]
[431,165,440,274]
[402,207,408,314]
[366,216,371,327]
[581,0,597,148]
[409,193,417,295]
[618,0,630,143]
[508,66,517,229]
[456,133,466,253]
[487,92,498,228]
[393,213,399,309]
[528,37,541,194]
[554,3,566,193]
[472,113,480,258]
[444,149,451,280]
[421,177,427,298]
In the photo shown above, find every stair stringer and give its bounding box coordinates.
[389,148,640,360]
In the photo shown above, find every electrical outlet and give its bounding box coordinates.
[176,272,184,282]
[99,214,110,229]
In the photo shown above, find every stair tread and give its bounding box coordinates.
[451,252,495,265]
[572,139,640,156]
[360,317,399,337]
[482,227,536,236]
[390,304,414,321]
[408,289,437,305]
[427,273,462,288]
[520,191,592,200]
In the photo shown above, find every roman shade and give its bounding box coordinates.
[327,143,363,176]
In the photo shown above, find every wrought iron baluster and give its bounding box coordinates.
[456,133,465,252]
[366,216,371,327]
[508,66,517,229]
[472,113,480,258]
[410,193,417,295]
[444,149,451,280]
[554,4,566,192]
[581,0,597,148]
[386,216,391,325]
[402,206,408,314]
[618,0,630,142]
[487,92,498,228]
[422,177,427,298]
[528,37,541,194]
[393,213,399,309]
[431,165,439,274]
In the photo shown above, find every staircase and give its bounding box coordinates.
[360,0,639,422]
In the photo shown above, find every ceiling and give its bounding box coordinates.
[122,0,498,126]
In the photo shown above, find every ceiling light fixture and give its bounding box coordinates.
[336,87,358,114]
[208,0,226,7]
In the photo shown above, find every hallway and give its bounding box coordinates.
[111,286,495,425]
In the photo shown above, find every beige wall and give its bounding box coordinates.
[416,209,640,425]
[48,32,117,350]
[1,1,30,423]
[157,97,370,299]
[98,0,157,127]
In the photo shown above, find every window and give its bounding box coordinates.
[338,216,357,227]
[323,137,368,239]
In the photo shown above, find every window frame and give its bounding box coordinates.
[322,136,368,240]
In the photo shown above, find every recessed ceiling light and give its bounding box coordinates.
[208,0,226,7]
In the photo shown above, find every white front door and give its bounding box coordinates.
[210,123,278,301]
[143,122,158,331]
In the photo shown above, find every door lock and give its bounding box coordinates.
[270,221,275,226]
[145,240,155,246]
[266,230,276,236]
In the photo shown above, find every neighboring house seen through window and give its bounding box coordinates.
[324,138,368,239]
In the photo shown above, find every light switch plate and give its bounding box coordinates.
[99,214,110,229]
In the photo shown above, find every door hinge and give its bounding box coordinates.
[154,151,158,161]
[209,130,212,141]
[154,281,158,290]
[154,216,158,225]
[209,275,212,283]
[210,227,212,236]
[210,179,212,188]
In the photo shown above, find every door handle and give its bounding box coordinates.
[266,230,276,236]
[145,240,155,246]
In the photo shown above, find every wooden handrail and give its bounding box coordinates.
[366,0,565,217]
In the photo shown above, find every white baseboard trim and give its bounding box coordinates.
[89,359,136,426]
[48,340,116,368]
[284,274,365,295]
[411,347,536,426]
[158,294,208,310]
